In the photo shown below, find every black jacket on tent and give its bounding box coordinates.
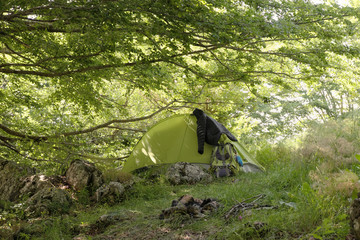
[193,108,238,154]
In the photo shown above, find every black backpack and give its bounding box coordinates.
[210,142,238,177]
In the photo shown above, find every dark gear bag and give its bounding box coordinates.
[210,142,238,177]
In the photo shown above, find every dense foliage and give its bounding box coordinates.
[2,2,360,238]
[1,0,360,172]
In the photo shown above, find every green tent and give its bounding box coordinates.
[121,114,264,173]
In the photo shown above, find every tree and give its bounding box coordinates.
[1,0,360,171]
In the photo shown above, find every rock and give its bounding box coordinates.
[350,194,360,239]
[0,159,72,217]
[187,204,203,218]
[160,195,221,221]
[179,194,194,205]
[0,158,35,202]
[166,162,213,185]
[66,159,103,191]
[97,213,125,225]
[0,226,15,240]
[95,212,129,229]
[202,200,221,212]
[121,175,141,189]
[160,203,188,220]
[24,186,71,217]
[20,175,50,197]
[21,175,72,217]
[94,182,125,204]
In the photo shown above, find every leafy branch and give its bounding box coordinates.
[0,100,175,141]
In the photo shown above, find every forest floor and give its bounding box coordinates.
[9,158,354,240]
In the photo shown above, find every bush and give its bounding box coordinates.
[300,119,359,168]
[299,118,360,197]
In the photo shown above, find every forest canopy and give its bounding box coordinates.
[1,0,360,172]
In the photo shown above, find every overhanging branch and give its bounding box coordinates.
[0,138,53,162]
[0,100,175,140]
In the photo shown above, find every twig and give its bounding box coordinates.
[224,194,277,220]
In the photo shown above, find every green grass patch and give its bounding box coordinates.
[8,126,358,239]
[13,161,352,239]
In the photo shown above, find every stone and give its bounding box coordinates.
[66,159,103,191]
[187,204,203,218]
[94,182,125,204]
[179,194,194,205]
[202,201,221,212]
[0,226,14,240]
[350,195,360,239]
[166,162,213,185]
[0,158,35,202]
[0,159,71,217]
[24,186,71,217]
[20,175,50,197]
[21,175,72,217]
[121,175,141,189]
[160,204,188,220]
[160,195,221,221]
[95,212,128,229]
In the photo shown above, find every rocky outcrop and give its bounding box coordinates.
[0,226,15,240]
[0,159,71,217]
[65,159,131,204]
[0,158,36,202]
[166,162,213,185]
[350,193,360,239]
[66,159,104,192]
[0,158,139,219]
[21,175,71,216]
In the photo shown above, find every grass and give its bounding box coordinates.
[19,155,352,240]
[6,119,360,239]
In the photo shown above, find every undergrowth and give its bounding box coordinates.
[25,156,353,240]
[8,118,360,239]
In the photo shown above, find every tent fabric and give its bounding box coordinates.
[193,108,237,154]
[121,114,264,173]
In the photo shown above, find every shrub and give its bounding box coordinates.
[309,170,360,197]
[299,120,359,168]
[299,118,360,197]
